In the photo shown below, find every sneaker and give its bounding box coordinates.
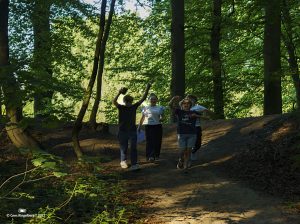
[130,164,140,171]
[120,160,128,169]
[148,157,155,162]
[191,152,197,161]
[177,159,183,169]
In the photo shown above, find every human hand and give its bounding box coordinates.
[119,87,128,94]
[173,95,181,100]
[190,113,198,118]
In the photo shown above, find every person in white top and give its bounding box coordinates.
[138,93,165,162]
[186,95,213,161]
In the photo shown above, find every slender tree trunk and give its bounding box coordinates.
[281,0,300,110]
[32,0,53,119]
[263,0,282,115]
[0,0,41,150]
[210,0,224,119]
[72,0,111,160]
[170,0,185,97]
[89,0,116,129]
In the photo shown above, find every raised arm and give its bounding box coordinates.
[168,96,182,109]
[202,108,215,120]
[191,113,202,118]
[137,83,151,106]
[113,87,127,107]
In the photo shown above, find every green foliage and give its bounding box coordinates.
[31,154,69,183]
[8,0,95,119]
[4,0,300,122]
[26,206,60,224]
[1,158,138,224]
[90,209,128,224]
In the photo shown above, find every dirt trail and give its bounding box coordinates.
[115,116,300,224]
[47,115,299,223]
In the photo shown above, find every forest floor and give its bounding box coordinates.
[1,114,300,223]
[119,114,300,224]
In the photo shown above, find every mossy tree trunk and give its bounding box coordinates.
[0,0,41,150]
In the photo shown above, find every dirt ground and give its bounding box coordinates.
[101,115,300,224]
[3,115,300,223]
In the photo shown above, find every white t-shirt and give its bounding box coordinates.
[191,104,207,127]
[142,106,165,125]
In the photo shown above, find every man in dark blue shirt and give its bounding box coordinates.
[113,83,151,171]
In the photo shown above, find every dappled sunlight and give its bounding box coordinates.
[239,115,280,135]
[192,155,234,167]
[141,174,287,223]
[270,123,294,141]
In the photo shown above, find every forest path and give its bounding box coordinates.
[115,116,300,224]
[50,115,300,223]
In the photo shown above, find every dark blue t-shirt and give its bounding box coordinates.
[175,109,199,134]
[117,103,140,132]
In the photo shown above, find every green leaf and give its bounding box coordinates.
[89,193,97,197]
[32,158,47,167]
[42,162,57,169]
[53,171,67,177]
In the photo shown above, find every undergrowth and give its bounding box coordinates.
[0,149,142,224]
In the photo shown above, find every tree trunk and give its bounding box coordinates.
[5,109,41,149]
[170,0,185,97]
[263,0,282,115]
[89,0,116,129]
[210,0,224,119]
[281,0,300,110]
[31,0,53,119]
[0,0,41,150]
[72,0,110,160]
[170,0,185,122]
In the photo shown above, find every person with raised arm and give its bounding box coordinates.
[113,83,151,171]
[186,94,214,161]
[169,96,201,171]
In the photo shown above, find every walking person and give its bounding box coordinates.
[113,83,151,171]
[169,96,201,171]
[138,93,165,162]
[186,94,213,161]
